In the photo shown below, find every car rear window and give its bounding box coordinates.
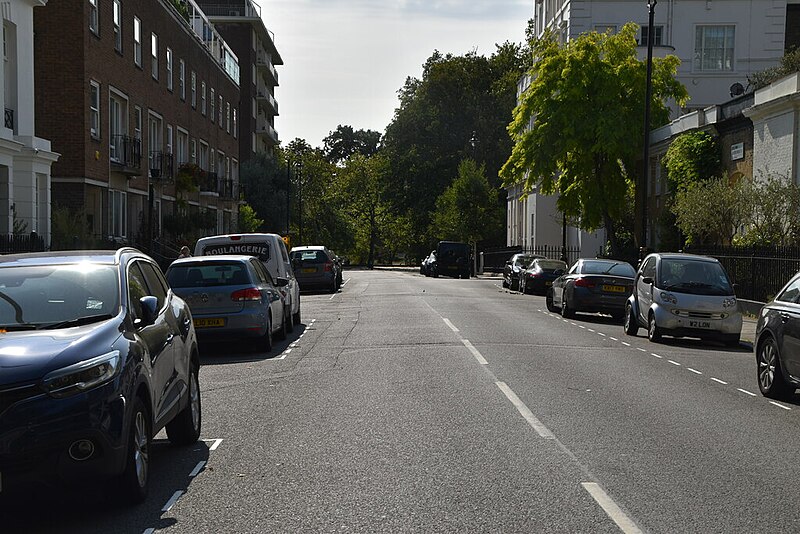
[167,262,251,288]
[291,250,327,263]
[581,261,636,277]
[535,260,567,272]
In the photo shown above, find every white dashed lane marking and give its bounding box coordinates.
[770,401,791,410]
[496,381,554,439]
[162,491,184,512]
[189,461,206,477]
[668,360,681,366]
[711,377,728,385]
[582,483,643,534]
[737,388,757,397]
[462,339,488,365]
[687,368,703,375]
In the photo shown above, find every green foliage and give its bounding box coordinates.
[163,208,216,242]
[431,159,503,244]
[748,48,800,90]
[661,131,721,192]
[238,203,264,233]
[239,152,287,234]
[51,205,91,249]
[739,173,800,245]
[12,206,27,235]
[500,23,688,256]
[382,43,529,255]
[671,175,749,245]
[322,125,381,165]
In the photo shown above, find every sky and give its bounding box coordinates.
[262,0,532,149]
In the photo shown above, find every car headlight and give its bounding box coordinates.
[722,297,737,308]
[660,292,678,305]
[42,351,121,398]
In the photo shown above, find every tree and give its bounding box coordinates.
[322,125,381,165]
[239,152,288,234]
[431,159,503,244]
[661,131,721,192]
[672,175,749,245]
[748,48,800,90]
[500,23,688,256]
[738,174,800,246]
[238,203,264,233]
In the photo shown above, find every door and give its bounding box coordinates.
[636,257,657,324]
[773,277,800,378]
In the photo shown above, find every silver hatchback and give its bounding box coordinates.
[166,255,288,353]
[624,253,742,346]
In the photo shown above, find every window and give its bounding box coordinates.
[177,130,188,164]
[179,60,185,100]
[166,125,173,155]
[233,109,237,139]
[126,262,146,319]
[191,72,196,108]
[190,138,197,163]
[201,82,206,115]
[90,81,100,138]
[113,0,122,51]
[89,0,99,35]
[210,88,215,123]
[777,276,800,303]
[134,106,142,140]
[694,25,735,71]
[639,25,664,47]
[226,102,230,133]
[139,262,168,310]
[148,113,162,176]
[133,17,141,67]
[151,33,158,79]
[218,94,223,126]
[109,190,127,239]
[166,48,173,91]
[199,142,208,169]
[109,92,128,161]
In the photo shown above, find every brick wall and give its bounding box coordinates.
[214,21,256,160]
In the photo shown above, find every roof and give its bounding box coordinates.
[290,246,325,251]
[169,255,256,266]
[0,249,149,267]
[651,253,718,263]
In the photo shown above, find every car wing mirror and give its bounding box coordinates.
[275,277,289,287]
[554,269,564,276]
[642,276,653,285]
[136,296,159,328]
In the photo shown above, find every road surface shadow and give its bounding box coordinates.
[198,323,307,365]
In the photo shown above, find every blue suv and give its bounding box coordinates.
[0,249,201,503]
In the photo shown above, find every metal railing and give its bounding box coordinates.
[4,108,13,130]
[111,135,142,170]
[199,171,218,192]
[196,0,260,17]
[0,232,45,253]
[481,245,583,273]
[149,151,175,180]
[218,178,238,199]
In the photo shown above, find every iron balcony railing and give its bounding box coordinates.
[199,171,218,192]
[149,151,175,180]
[4,108,13,130]
[111,135,143,171]
[218,178,239,199]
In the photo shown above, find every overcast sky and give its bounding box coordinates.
[262,0,531,149]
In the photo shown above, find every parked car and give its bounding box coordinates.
[0,249,201,503]
[548,259,636,320]
[330,251,344,287]
[434,241,471,279]
[194,233,301,328]
[521,258,568,295]
[166,255,288,352]
[755,272,800,398]
[503,253,545,290]
[290,246,341,292]
[623,253,742,345]
[420,251,436,276]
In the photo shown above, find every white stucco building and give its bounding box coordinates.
[0,0,58,244]
[508,0,798,253]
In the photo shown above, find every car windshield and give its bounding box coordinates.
[582,261,635,277]
[534,260,566,272]
[167,262,251,288]
[0,264,119,329]
[658,259,734,296]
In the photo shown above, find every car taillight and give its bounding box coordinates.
[574,278,595,288]
[324,262,333,272]
[231,288,262,301]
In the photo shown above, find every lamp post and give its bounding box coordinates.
[640,0,657,254]
[296,159,303,246]
[285,156,291,236]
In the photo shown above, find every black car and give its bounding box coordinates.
[547,258,636,321]
[503,253,544,291]
[0,249,201,503]
[434,241,470,279]
[521,259,568,295]
[756,272,800,398]
[290,245,341,292]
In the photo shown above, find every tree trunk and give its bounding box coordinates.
[367,207,376,269]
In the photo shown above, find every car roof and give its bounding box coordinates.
[169,255,256,266]
[652,253,719,263]
[0,248,140,267]
[197,233,280,242]
[291,246,326,251]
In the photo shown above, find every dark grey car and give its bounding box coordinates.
[756,272,800,398]
[290,246,340,293]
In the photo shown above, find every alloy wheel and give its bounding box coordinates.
[133,411,149,488]
[190,372,200,433]
[759,341,776,391]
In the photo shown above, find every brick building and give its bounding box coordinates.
[196,0,281,159]
[34,0,241,247]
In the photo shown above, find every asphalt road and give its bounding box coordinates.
[5,269,800,533]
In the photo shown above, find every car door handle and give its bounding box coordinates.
[780,312,791,323]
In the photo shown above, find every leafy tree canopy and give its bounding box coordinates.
[661,130,721,192]
[239,152,288,234]
[748,48,800,90]
[672,175,749,245]
[500,22,688,255]
[322,125,381,165]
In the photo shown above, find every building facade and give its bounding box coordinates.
[1,0,58,244]
[507,0,798,254]
[35,0,240,248]
[196,0,281,159]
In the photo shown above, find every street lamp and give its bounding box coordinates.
[640,0,657,256]
[296,159,303,246]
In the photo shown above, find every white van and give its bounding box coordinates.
[194,233,301,328]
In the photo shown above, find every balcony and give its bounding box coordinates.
[4,108,13,131]
[149,151,175,181]
[110,135,143,176]
[199,171,218,193]
[256,53,278,85]
[218,178,239,200]
[255,119,279,145]
[196,0,261,18]
[256,90,278,115]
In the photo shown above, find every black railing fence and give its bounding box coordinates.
[0,232,46,253]
[481,245,583,273]
[684,245,800,302]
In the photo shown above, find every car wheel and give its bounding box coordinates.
[330,277,337,293]
[521,278,529,294]
[293,306,301,326]
[260,314,273,353]
[647,312,662,343]
[502,279,508,288]
[561,293,575,319]
[120,397,151,504]
[277,309,288,340]
[758,336,792,398]
[286,305,295,333]
[546,289,557,312]
[166,362,202,446]
[623,303,639,336]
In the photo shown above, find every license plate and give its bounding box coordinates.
[545,281,552,286]
[194,318,225,328]
[602,285,626,293]
[448,266,458,270]
[302,267,316,273]
[689,320,711,328]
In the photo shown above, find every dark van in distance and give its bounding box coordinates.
[434,241,470,279]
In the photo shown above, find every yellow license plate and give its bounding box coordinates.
[194,318,225,328]
[602,285,626,293]
[302,267,316,273]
